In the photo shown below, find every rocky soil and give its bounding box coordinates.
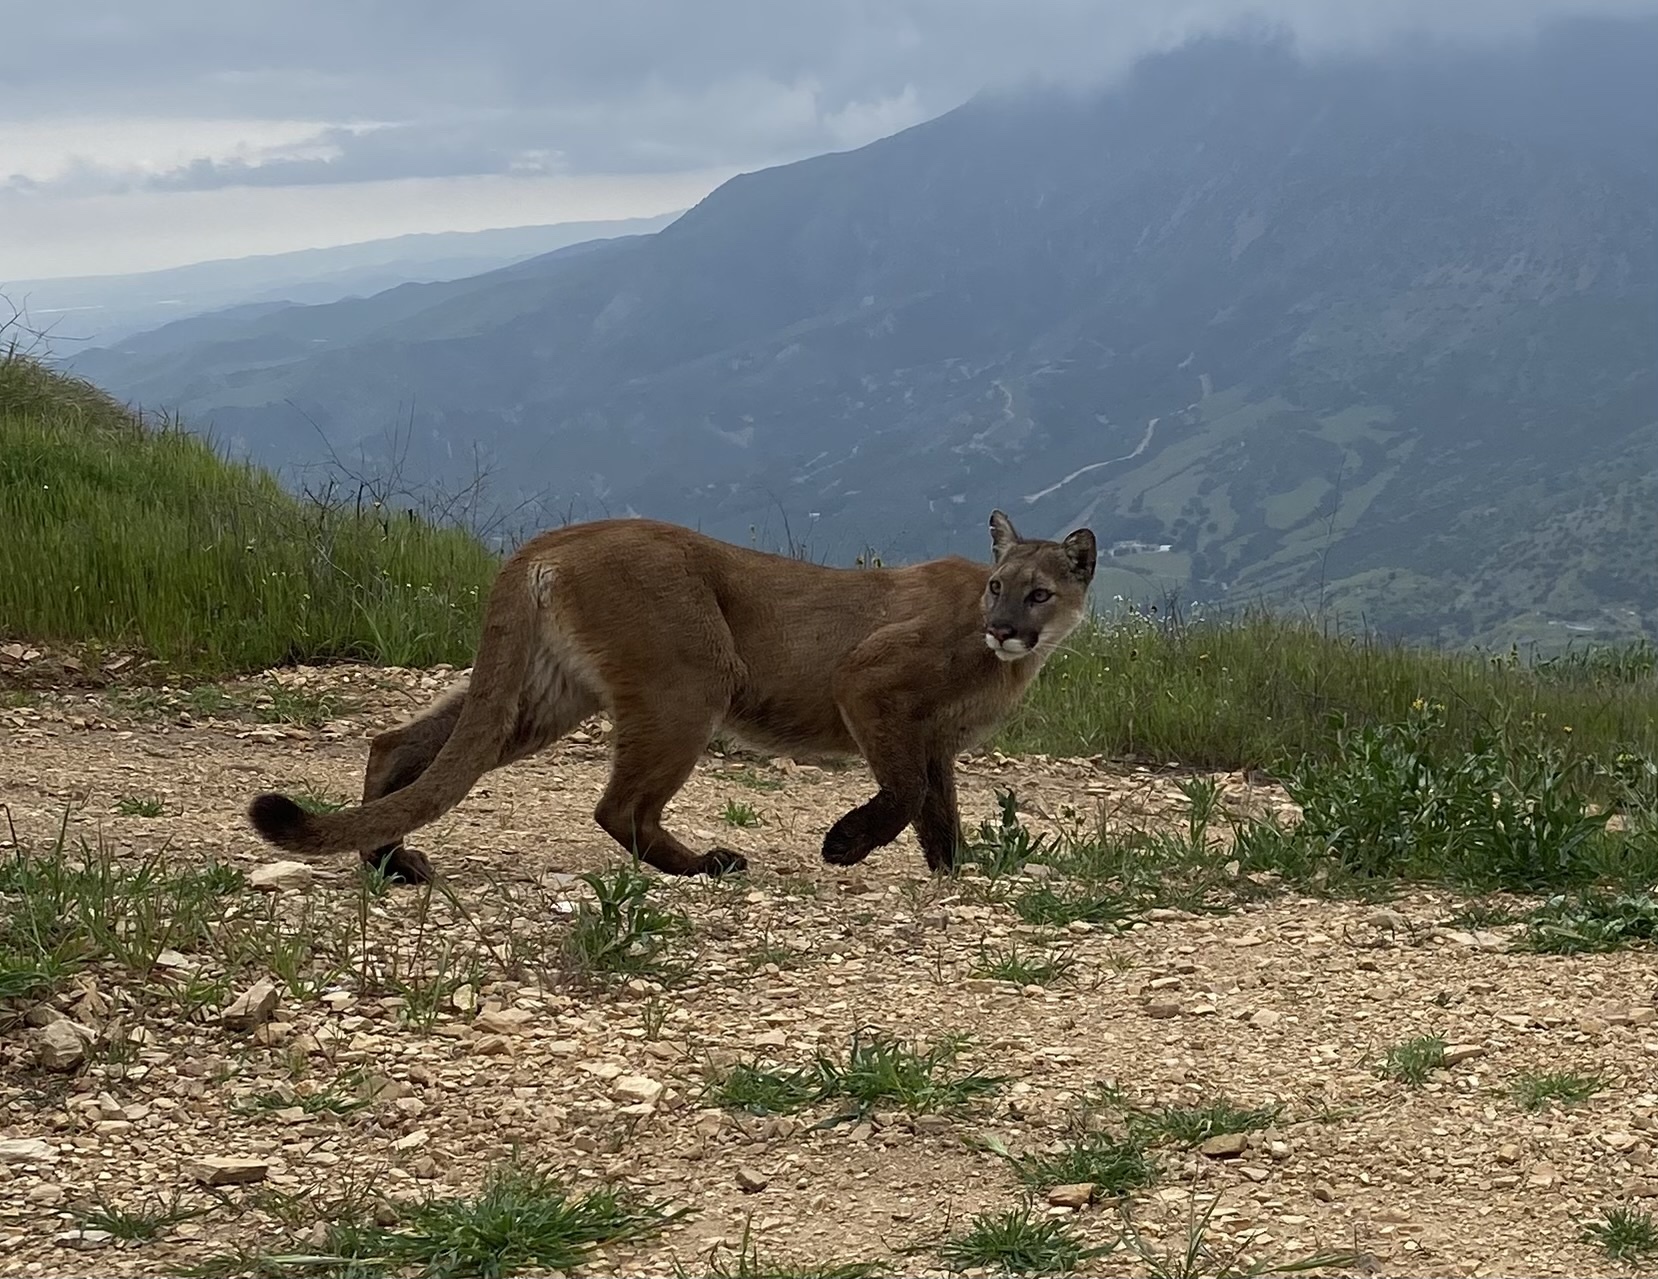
[2,662,1656,1277]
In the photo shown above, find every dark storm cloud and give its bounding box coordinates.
[6,0,1657,193]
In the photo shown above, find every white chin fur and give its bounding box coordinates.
[985,633,1032,662]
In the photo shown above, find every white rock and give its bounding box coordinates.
[221,980,280,1031]
[184,1155,270,1186]
[0,1138,56,1164]
[250,860,314,891]
[36,1020,94,1071]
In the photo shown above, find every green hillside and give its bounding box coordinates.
[0,352,495,672]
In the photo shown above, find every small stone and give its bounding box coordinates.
[1199,1133,1248,1158]
[1241,1165,1271,1182]
[1526,1162,1560,1189]
[1368,909,1409,931]
[736,1167,768,1193]
[185,1156,269,1186]
[1311,1182,1335,1202]
[449,984,477,1013]
[914,1115,952,1135]
[36,1020,94,1070]
[1250,1010,1283,1029]
[472,1008,534,1035]
[0,1138,56,1164]
[1442,1043,1487,1066]
[1373,1207,1410,1224]
[1145,1001,1181,1019]
[613,1075,664,1105]
[221,980,279,1031]
[54,1229,113,1251]
[27,1184,65,1206]
[392,1130,430,1152]
[1047,1182,1095,1209]
[849,1122,875,1142]
[1496,1143,1522,1165]
[249,860,314,891]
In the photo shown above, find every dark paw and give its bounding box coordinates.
[702,846,749,877]
[361,843,434,885]
[821,816,872,867]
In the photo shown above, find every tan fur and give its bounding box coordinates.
[247,509,1096,881]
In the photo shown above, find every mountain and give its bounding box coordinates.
[68,17,1658,650]
[7,214,679,346]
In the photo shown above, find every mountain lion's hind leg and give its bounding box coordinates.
[594,700,747,877]
[357,688,469,883]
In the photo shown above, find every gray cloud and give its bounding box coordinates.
[5,1,1657,196]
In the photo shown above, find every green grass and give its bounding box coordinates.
[720,799,762,828]
[559,864,689,985]
[1517,891,1658,954]
[1510,1071,1606,1111]
[75,1189,210,1241]
[938,1205,1108,1276]
[1009,1132,1157,1196]
[969,938,1075,986]
[1129,1100,1284,1148]
[233,1070,372,1117]
[1380,1035,1447,1086]
[1582,1206,1658,1262]
[1000,605,1658,770]
[0,352,494,672]
[114,793,167,818]
[708,1030,1006,1117]
[0,818,248,1001]
[250,1165,677,1279]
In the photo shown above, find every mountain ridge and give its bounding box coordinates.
[67,19,1658,650]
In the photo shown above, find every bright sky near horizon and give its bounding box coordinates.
[3,0,1655,281]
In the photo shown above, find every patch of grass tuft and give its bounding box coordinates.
[1129,1099,1284,1148]
[689,1216,879,1279]
[938,1204,1108,1276]
[560,863,689,985]
[1582,1206,1658,1262]
[268,1164,679,1279]
[1510,1070,1606,1111]
[1380,1034,1447,1086]
[1010,1132,1157,1197]
[75,1189,210,1241]
[1517,891,1658,954]
[720,799,762,828]
[959,790,1055,879]
[708,1029,1005,1118]
[114,793,167,818]
[968,938,1075,986]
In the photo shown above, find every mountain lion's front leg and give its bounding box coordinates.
[915,753,964,872]
[821,694,929,869]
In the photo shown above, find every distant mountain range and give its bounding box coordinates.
[68,16,1658,650]
[6,214,679,346]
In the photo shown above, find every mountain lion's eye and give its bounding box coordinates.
[988,580,1001,595]
[1028,588,1053,604]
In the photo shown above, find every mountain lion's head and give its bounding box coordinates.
[982,509,1096,663]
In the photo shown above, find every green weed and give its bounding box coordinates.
[1582,1206,1658,1262]
[938,1204,1108,1275]
[1510,1071,1606,1111]
[1381,1035,1447,1086]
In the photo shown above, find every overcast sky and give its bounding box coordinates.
[3,0,1655,281]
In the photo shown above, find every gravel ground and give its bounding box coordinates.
[2,661,1656,1278]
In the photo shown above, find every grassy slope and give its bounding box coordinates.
[0,352,495,672]
[5,352,1657,770]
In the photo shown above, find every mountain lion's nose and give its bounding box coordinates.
[987,624,1016,643]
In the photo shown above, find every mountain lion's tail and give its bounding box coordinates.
[247,558,534,859]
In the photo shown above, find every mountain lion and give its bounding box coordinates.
[248,509,1096,882]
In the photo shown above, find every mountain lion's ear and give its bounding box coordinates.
[989,509,1020,561]
[1061,528,1097,582]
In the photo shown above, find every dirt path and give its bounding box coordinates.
[1,665,1655,1277]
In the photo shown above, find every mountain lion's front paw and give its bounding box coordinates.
[821,814,873,866]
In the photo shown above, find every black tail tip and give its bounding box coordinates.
[248,792,308,844]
